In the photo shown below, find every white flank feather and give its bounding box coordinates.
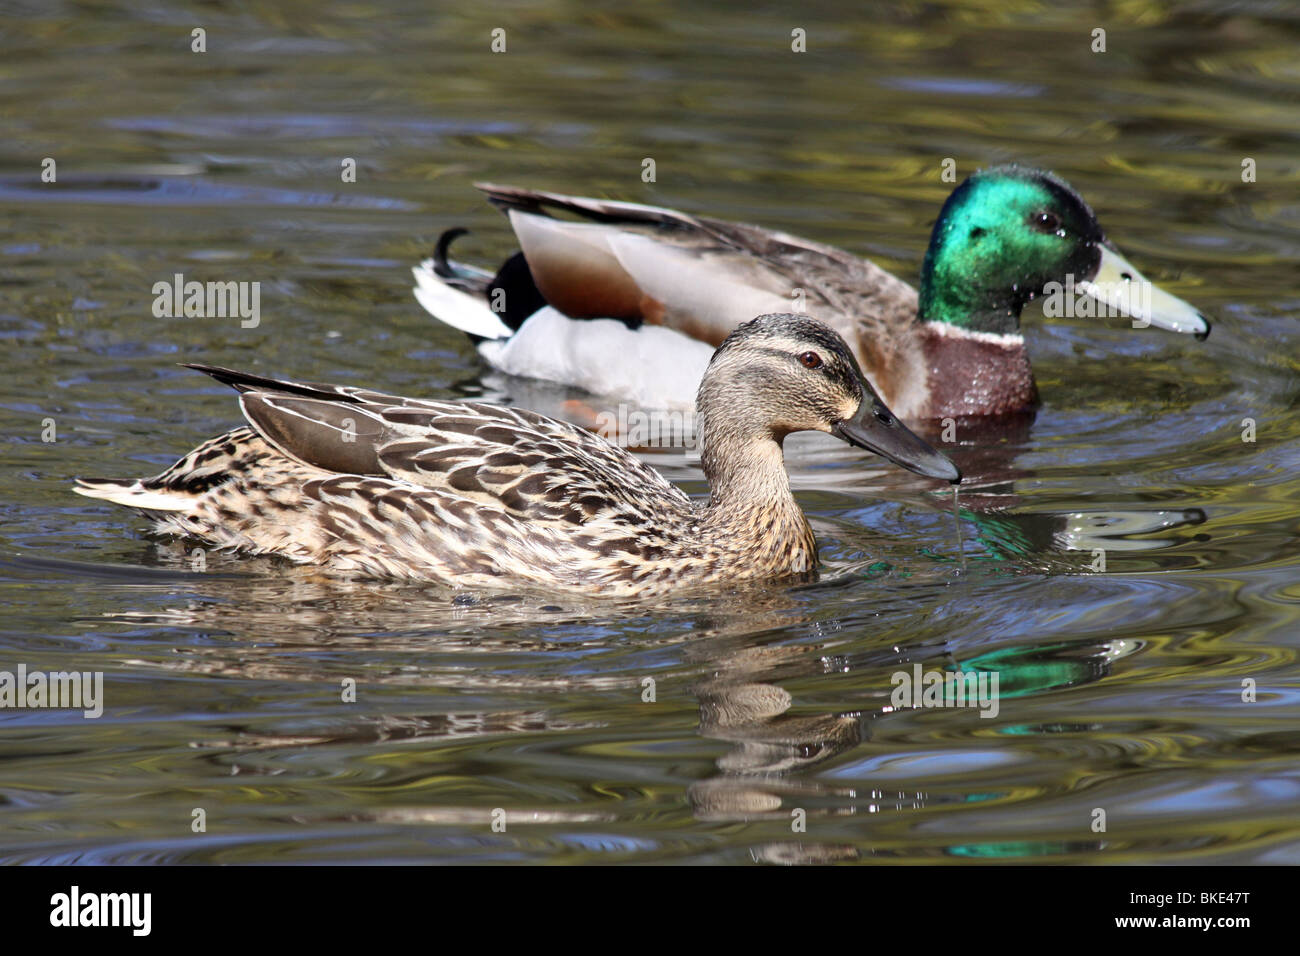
[481,308,713,410]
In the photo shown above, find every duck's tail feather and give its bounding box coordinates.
[73,478,192,513]
[432,227,471,279]
[413,229,513,341]
[73,426,270,520]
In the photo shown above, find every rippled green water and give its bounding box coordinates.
[2,0,1299,864]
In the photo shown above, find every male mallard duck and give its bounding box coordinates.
[413,165,1209,418]
[74,314,958,597]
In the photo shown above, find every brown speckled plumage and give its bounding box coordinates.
[75,315,958,597]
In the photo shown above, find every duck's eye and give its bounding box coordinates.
[798,351,823,370]
[1030,210,1062,234]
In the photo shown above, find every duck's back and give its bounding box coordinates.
[76,366,704,594]
[481,183,920,351]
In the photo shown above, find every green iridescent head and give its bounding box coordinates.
[918,165,1209,339]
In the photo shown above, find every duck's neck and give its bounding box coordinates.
[917,282,1026,338]
[904,244,1039,417]
[698,421,818,576]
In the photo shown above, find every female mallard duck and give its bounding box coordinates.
[413,165,1209,418]
[74,314,959,597]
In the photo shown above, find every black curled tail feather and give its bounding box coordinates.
[433,227,470,278]
[434,226,547,333]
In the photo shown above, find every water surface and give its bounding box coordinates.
[2,0,1299,864]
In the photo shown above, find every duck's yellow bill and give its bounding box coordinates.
[1078,244,1211,339]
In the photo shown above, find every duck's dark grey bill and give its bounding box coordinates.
[831,403,961,484]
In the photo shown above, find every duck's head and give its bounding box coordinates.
[918,164,1210,339]
[698,313,960,483]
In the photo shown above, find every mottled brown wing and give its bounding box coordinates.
[369,402,692,525]
[217,366,691,526]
